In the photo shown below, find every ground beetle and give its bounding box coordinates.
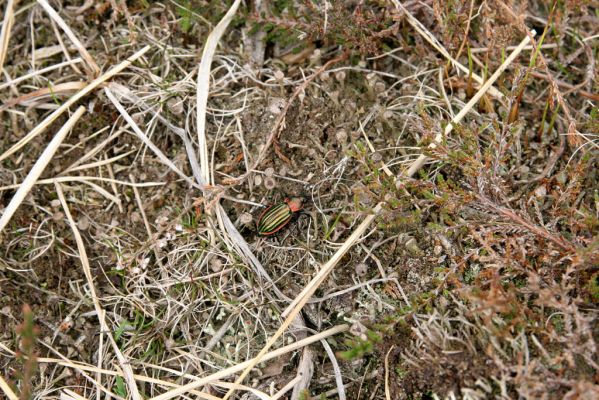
[257,197,303,236]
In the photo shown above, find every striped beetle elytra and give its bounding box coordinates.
[257,197,303,236]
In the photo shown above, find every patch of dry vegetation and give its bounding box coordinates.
[0,1,597,399]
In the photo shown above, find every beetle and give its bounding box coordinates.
[257,197,303,236]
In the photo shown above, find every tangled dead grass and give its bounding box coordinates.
[0,1,598,399]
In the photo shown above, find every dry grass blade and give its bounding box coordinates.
[196,0,242,185]
[0,81,87,110]
[103,87,200,189]
[0,0,17,77]
[54,183,142,400]
[149,324,350,400]
[36,0,100,77]
[0,57,83,90]
[0,176,163,191]
[0,106,85,234]
[405,32,534,177]
[320,339,346,400]
[274,376,303,400]
[0,45,150,163]
[0,374,18,400]
[384,345,395,400]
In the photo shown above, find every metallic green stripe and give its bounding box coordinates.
[260,204,289,232]
[258,203,291,234]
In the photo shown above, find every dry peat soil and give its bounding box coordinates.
[0,1,598,399]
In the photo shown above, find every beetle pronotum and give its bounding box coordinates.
[257,197,303,236]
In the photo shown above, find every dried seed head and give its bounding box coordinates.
[254,175,263,186]
[264,176,276,190]
[371,151,383,163]
[264,167,275,177]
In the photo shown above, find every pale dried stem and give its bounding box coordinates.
[37,0,100,77]
[0,57,83,90]
[0,106,85,234]
[0,374,18,400]
[196,0,241,186]
[384,345,395,400]
[0,0,17,78]
[273,376,303,400]
[54,183,142,400]
[0,81,87,110]
[0,45,150,163]
[0,176,162,191]
[8,324,349,400]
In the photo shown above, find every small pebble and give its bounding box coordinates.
[52,211,65,222]
[167,97,184,115]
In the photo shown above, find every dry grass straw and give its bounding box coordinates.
[0,106,85,233]
[218,29,535,400]
[0,81,87,110]
[1,324,348,400]
[0,0,17,76]
[0,45,150,163]
[196,0,242,186]
[0,374,18,400]
[0,57,83,90]
[37,0,100,77]
[54,183,142,400]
